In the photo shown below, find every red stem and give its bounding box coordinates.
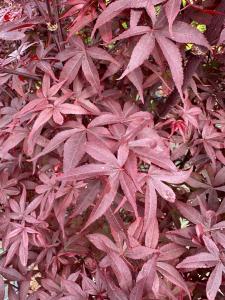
[0,68,41,80]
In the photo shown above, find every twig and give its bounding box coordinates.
[52,0,65,48]
[0,85,16,99]
[34,0,61,51]
[0,68,41,81]
[45,0,54,23]
[34,0,48,20]
[45,0,62,51]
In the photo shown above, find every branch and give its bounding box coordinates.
[0,68,41,81]
[45,0,62,51]
[33,0,48,20]
[52,0,65,49]
[0,85,16,99]
[45,0,54,23]
[34,0,61,51]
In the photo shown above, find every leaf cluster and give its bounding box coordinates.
[0,0,225,299]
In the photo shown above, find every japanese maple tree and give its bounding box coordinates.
[1,0,225,299]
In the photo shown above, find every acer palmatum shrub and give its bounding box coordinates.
[1,0,225,299]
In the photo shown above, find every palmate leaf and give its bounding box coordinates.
[56,36,119,91]
[92,0,149,37]
[154,20,209,97]
[143,167,191,229]
[91,0,165,37]
[177,236,224,300]
[92,0,210,98]
[61,139,139,228]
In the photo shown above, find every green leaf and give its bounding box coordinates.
[179,217,189,229]
[121,21,128,29]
